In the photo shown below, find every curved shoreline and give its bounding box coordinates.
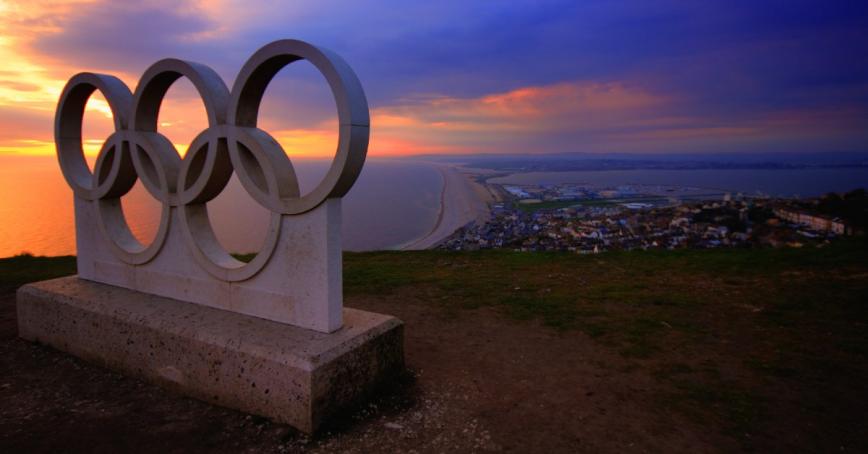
[401,164,489,250]
[400,166,449,250]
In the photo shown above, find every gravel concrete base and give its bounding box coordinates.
[16,276,404,434]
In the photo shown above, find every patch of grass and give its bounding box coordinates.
[616,317,668,358]
[338,241,868,360]
[514,196,670,213]
[0,253,76,293]
[7,240,865,359]
[514,199,583,213]
[576,196,667,207]
[233,253,255,263]
[344,251,439,295]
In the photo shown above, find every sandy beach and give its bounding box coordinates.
[401,164,491,250]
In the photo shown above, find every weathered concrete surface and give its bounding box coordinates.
[76,197,345,333]
[16,276,404,434]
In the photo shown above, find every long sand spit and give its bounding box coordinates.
[401,164,491,250]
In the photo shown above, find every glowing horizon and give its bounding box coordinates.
[1,1,866,159]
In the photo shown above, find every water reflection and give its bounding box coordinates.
[0,156,442,257]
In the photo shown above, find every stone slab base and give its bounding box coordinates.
[16,276,404,434]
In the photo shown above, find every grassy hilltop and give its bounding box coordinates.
[2,241,867,452]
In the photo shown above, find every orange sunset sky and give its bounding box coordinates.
[0,0,866,159]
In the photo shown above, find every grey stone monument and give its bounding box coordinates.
[16,39,404,434]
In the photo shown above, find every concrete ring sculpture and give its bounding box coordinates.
[55,73,133,200]
[176,127,284,282]
[54,39,369,281]
[122,58,280,281]
[55,73,170,265]
[227,39,370,214]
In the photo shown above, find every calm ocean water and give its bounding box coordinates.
[3,157,866,258]
[488,168,868,197]
[0,156,442,258]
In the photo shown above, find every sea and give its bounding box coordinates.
[0,156,442,258]
[1,155,866,258]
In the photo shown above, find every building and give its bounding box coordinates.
[774,208,848,235]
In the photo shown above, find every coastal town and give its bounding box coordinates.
[438,180,866,253]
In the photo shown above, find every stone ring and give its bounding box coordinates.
[54,39,369,281]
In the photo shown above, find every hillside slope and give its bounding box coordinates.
[2,243,866,452]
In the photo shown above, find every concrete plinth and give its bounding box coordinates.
[16,276,404,434]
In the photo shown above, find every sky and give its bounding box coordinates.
[0,0,866,158]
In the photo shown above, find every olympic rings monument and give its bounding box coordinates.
[16,40,404,433]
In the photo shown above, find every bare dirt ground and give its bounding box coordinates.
[2,247,867,453]
[0,292,731,453]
